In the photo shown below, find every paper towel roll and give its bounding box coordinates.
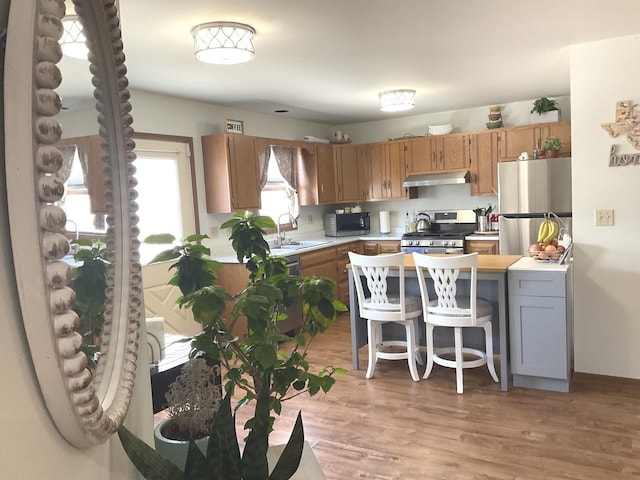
[379,211,391,233]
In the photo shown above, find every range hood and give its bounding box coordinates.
[403,170,470,187]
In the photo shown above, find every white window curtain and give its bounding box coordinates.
[271,145,299,225]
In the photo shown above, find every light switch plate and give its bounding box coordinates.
[595,209,614,226]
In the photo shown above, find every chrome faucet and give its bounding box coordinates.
[276,212,295,246]
[66,220,79,254]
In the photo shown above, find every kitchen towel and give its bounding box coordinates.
[379,211,391,233]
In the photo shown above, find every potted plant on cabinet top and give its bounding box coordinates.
[530,97,560,124]
[118,211,346,480]
[541,136,563,158]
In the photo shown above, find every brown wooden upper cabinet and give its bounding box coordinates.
[56,135,106,214]
[498,121,571,161]
[366,141,413,201]
[335,144,367,203]
[433,133,470,171]
[405,136,433,174]
[202,133,261,213]
[405,133,469,174]
[297,143,336,205]
[469,131,499,196]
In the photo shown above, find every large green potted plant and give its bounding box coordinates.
[69,238,108,367]
[530,97,560,123]
[119,211,346,479]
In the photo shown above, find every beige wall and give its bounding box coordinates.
[570,34,640,378]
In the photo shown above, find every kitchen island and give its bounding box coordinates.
[348,254,522,391]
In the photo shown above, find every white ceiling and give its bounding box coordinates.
[58,0,640,125]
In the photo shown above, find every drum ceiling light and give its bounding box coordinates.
[192,22,256,65]
[60,15,88,59]
[379,89,416,112]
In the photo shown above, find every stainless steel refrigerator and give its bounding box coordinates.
[498,157,572,255]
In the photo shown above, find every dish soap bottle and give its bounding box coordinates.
[404,211,411,233]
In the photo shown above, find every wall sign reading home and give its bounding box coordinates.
[226,119,244,134]
[602,101,640,167]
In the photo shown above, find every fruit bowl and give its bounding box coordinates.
[528,242,567,262]
[529,250,562,263]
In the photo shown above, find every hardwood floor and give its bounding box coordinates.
[156,314,640,479]
[240,315,640,480]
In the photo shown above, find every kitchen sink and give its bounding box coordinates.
[270,240,331,251]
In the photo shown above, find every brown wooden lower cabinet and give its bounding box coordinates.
[465,239,499,255]
[363,240,401,255]
[336,241,363,308]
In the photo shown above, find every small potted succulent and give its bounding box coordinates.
[530,97,560,124]
[541,136,563,158]
[118,211,346,479]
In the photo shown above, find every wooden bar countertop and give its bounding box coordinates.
[401,254,523,274]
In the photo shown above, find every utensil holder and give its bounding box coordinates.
[477,216,489,232]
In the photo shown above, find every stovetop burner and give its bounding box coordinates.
[401,210,476,248]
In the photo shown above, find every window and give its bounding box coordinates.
[133,138,196,264]
[259,146,299,230]
[58,136,196,265]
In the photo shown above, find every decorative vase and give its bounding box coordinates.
[531,110,560,124]
[546,149,559,158]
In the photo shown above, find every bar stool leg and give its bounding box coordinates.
[484,322,499,383]
[365,319,377,379]
[406,322,419,382]
[454,327,464,394]
[423,323,435,379]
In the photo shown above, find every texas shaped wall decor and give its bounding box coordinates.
[602,100,640,166]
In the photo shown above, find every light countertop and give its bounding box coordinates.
[508,256,571,272]
[465,234,500,241]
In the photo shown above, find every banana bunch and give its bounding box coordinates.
[537,218,558,244]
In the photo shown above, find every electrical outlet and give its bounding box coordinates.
[209,226,219,238]
[595,209,614,226]
[307,215,313,224]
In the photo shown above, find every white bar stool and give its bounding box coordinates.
[349,252,423,382]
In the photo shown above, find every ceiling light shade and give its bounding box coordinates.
[192,22,256,65]
[379,89,416,112]
[60,15,88,59]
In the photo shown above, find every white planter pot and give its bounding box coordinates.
[155,420,326,479]
[267,441,326,479]
[154,418,208,471]
[530,110,560,124]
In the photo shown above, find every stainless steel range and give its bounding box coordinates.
[401,210,476,255]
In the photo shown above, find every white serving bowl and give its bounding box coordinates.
[428,124,454,135]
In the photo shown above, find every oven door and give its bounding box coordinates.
[402,246,465,255]
[401,246,427,254]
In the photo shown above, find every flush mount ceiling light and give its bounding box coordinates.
[60,15,88,59]
[192,22,256,65]
[379,89,416,112]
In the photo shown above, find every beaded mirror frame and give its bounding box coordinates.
[4,0,142,447]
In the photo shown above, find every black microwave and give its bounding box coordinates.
[324,212,370,237]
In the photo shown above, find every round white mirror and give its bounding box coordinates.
[4,0,142,447]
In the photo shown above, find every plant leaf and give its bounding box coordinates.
[268,411,305,480]
[241,387,271,480]
[210,393,242,479]
[117,426,183,480]
[144,233,176,244]
[184,441,211,480]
